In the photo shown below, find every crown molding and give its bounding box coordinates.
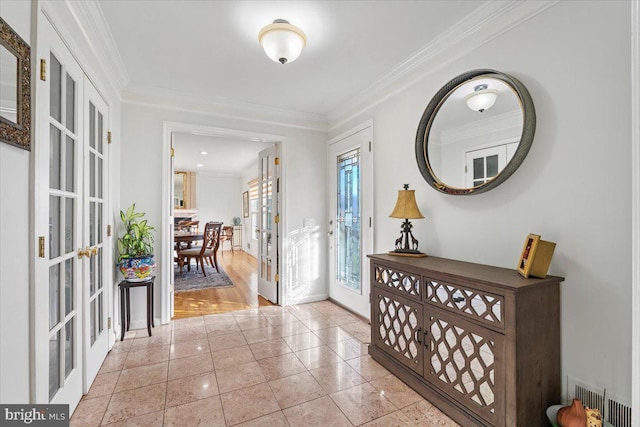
[327,0,559,129]
[123,85,329,132]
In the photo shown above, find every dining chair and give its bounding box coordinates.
[177,221,222,276]
[219,225,234,254]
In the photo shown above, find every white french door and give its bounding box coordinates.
[328,125,373,319]
[35,14,109,411]
[257,145,279,304]
[82,81,109,391]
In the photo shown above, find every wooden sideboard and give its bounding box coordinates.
[368,254,563,427]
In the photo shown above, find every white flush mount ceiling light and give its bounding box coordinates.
[258,19,307,64]
[465,84,498,112]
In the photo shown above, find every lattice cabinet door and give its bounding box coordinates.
[425,306,505,426]
[372,287,424,375]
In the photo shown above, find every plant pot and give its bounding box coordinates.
[557,399,587,427]
[119,256,156,282]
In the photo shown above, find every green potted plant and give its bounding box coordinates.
[117,203,156,282]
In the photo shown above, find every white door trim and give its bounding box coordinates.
[161,122,285,323]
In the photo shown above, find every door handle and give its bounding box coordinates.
[327,229,333,236]
[77,248,89,259]
[415,327,422,345]
[90,246,98,256]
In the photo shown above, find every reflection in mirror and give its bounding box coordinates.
[0,43,18,123]
[416,69,535,195]
[428,77,523,189]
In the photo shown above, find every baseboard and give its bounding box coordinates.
[284,293,328,306]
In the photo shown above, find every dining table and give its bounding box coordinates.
[174,231,204,246]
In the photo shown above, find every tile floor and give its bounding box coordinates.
[71,301,459,426]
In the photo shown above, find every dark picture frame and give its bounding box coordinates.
[0,17,31,151]
[242,191,249,218]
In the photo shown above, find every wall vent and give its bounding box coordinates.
[567,377,632,427]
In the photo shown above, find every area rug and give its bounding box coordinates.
[174,263,234,292]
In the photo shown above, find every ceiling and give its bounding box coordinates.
[97,1,492,174]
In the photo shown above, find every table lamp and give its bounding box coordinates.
[389,184,427,257]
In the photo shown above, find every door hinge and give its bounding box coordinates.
[369,217,372,228]
[107,317,112,329]
[369,141,372,152]
[274,215,280,224]
[274,157,280,166]
[107,131,112,145]
[274,273,279,282]
[38,236,45,258]
[40,59,46,81]
[465,165,467,173]
[107,224,112,237]
[170,147,174,157]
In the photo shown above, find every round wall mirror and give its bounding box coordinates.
[415,69,535,195]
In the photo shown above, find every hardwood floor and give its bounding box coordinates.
[172,250,273,319]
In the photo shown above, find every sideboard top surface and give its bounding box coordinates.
[368,253,564,291]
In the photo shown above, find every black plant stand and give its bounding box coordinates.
[119,276,155,341]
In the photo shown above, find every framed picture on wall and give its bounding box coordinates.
[243,191,249,218]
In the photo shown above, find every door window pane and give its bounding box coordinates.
[89,250,95,295]
[49,264,60,329]
[50,125,61,190]
[64,321,73,378]
[89,202,95,246]
[89,153,95,197]
[65,136,75,192]
[98,157,103,198]
[64,198,74,254]
[65,73,75,133]
[98,111,104,154]
[50,54,61,123]
[64,259,73,316]
[49,196,60,259]
[97,202,103,244]
[336,149,361,292]
[473,158,484,180]
[90,300,96,345]
[98,293,104,333]
[49,331,60,399]
[487,154,499,178]
[89,103,95,149]
[97,249,103,290]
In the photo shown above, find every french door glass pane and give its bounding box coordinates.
[473,158,484,180]
[89,251,95,295]
[89,153,95,198]
[487,154,499,178]
[97,111,103,154]
[50,54,62,123]
[49,264,60,329]
[90,300,96,345]
[49,331,60,399]
[50,196,60,259]
[98,293,104,333]
[89,201,95,246]
[89,103,95,149]
[97,249,103,290]
[64,321,73,378]
[98,157,103,198]
[97,202,103,245]
[65,74,75,133]
[65,136,74,192]
[50,125,61,190]
[336,149,361,292]
[64,259,73,316]
[64,198,74,254]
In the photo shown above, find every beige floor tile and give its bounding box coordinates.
[99,352,128,374]
[327,339,368,361]
[263,312,299,326]
[123,345,170,368]
[295,345,343,370]
[369,374,423,408]
[236,316,271,331]
[204,318,240,335]
[208,331,248,350]
[242,326,281,344]
[165,371,219,408]
[211,345,256,369]
[257,352,307,381]
[330,382,397,425]
[169,338,210,360]
[309,360,366,393]
[85,371,120,399]
[216,360,267,393]
[282,332,323,352]
[313,326,353,344]
[114,362,168,393]
[102,410,164,427]
[282,396,352,427]
[401,400,460,426]
[171,324,208,343]
[164,395,225,427]
[269,371,327,409]
[171,315,205,330]
[249,338,292,360]
[167,353,214,380]
[101,383,166,425]
[360,410,415,426]
[129,332,172,350]
[220,382,280,425]
[300,316,338,331]
[273,321,311,337]
[346,355,390,381]
[110,339,134,354]
[70,395,110,427]
[234,411,290,427]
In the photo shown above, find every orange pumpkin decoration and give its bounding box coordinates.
[557,399,587,427]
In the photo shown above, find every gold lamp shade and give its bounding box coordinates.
[389,188,424,219]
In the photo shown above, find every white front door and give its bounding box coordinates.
[257,146,279,303]
[35,14,110,410]
[82,80,109,391]
[328,125,373,319]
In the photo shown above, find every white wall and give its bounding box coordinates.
[242,160,258,257]
[329,1,632,402]
[195,173,242,233]
[120,103,328,320]
[0,0,32,405]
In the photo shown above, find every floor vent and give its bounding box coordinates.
[567,377,632,427]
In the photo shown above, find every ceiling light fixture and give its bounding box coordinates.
[465,84,498,113]
[258,19,307,65]
[196,163,204,168]
[200,151,208,155]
